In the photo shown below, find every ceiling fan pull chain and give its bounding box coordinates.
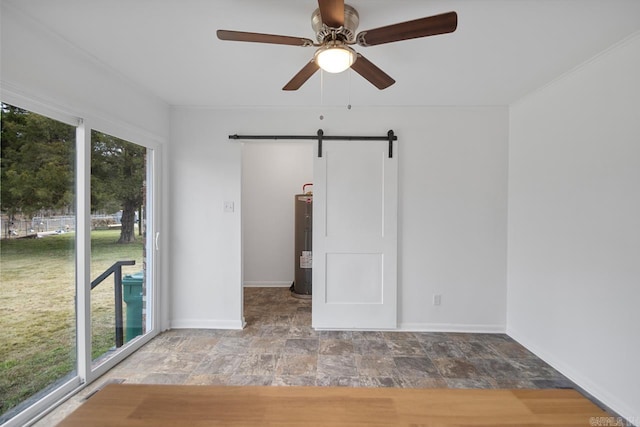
[319,69,325,120]
[347,68,352,110]
[321,69,324,106]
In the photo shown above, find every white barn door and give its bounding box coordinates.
[312,139,398,329]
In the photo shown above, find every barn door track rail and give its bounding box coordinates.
[229,129,397,158]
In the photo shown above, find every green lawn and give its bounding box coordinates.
[0,230,143,417]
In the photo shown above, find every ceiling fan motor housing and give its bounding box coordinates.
[312,4,359,43]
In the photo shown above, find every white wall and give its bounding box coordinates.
[242,142,313,287]
[168,108,243,328]
[0,3,169,142]
[399,108,508,331]
[507,34,640,420]
[169,106,508,331]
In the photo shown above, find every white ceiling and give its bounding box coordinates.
[6,0,640,107]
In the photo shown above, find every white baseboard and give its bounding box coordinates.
[507,326,636,423]
[243,281,292,288]
[398,322,506,333]
[170,319,244,330]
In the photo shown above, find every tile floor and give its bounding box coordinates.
[37,287,575,425]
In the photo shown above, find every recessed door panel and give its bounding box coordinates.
[325,149,384,238]
[325,253,383,304]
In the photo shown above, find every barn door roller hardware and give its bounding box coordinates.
[228,129,397,158]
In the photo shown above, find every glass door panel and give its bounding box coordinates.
[90,130,148,365]
[0,103,77,422]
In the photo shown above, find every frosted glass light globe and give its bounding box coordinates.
[315,45,355,73]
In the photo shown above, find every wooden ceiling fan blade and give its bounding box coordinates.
[318,0,344,28]
[283,60,320,91]
[356,11,457,46]
[350,54,395,90]
[217,30,314,47]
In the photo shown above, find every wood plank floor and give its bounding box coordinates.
[57,384,609,426]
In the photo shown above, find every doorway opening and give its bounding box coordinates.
[241,142,314,327]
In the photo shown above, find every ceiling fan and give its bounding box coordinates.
[217,0,457,91]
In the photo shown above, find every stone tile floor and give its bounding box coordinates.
[37,287,575,425]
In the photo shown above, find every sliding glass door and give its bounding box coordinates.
[0,102,159,426]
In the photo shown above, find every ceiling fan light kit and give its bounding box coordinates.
[315,42,356,73]
[217,0,457,90]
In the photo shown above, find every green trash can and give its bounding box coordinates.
[122,271,144,343]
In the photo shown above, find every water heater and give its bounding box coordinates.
[292,186,312,298]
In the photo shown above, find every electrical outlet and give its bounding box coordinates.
[433,294,442,306]
[223,201,234,213]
